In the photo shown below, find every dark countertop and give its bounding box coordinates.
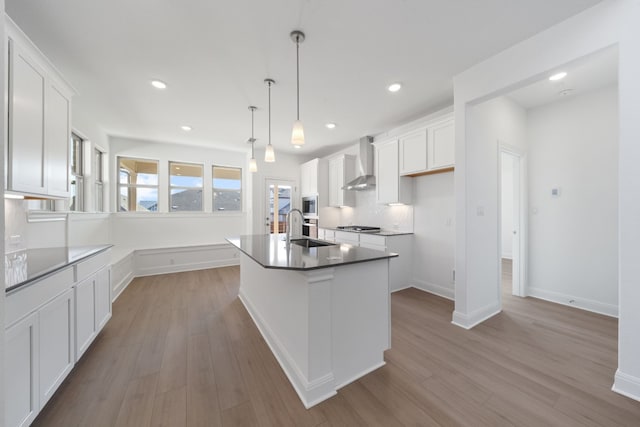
[325,228,414,237]
[226,235,397,271]
[5,244,113,293]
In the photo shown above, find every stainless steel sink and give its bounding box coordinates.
[290,238,336,248]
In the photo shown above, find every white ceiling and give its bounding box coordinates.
[508,45,618,110]
[6,0,601,156]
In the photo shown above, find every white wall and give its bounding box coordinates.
[452,0,640,401]
[1,2,6,420]
[454,96,527,325]
[500,153,514,259]
[410,172,455,299]
[109,136,249,248]
[526,85,618,315]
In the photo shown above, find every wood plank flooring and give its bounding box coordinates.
[32,265,640,426]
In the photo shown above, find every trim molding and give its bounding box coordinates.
[527,286,618,318]
[613,369,640,402]
[410,280,455,300]
[452,301,501,329]
[238,290,336,408]
[135,259,239,277]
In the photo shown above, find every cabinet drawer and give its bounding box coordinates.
[335,231,359,245]
[6,267,74,328]
[359,234,387,248]
[76,250,110,282]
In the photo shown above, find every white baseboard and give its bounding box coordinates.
[135,258,239,277]
[452,301,501,329]
[112,271,134,302]
[238,289,336,408]
[613,369,640,402]
[527,286,618,318]
[334,361,386,390]
[410,279,454,300]
[390,284,413,293]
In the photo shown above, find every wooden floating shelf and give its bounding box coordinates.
[405,166,454,178]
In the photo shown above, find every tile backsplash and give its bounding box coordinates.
[5,199,66,253]
[320,190,414,232]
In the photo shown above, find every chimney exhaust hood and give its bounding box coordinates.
[343,136,375,191]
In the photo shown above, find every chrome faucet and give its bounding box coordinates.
[285,208,304,244]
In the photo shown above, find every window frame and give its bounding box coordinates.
[94,147,106,212]
[212,164,243,213]
[70,132,85,212]
[117,156,160,213]
[168,161,204,212]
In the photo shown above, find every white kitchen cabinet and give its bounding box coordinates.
[5,312,39,427]
[318,228,335,242]
[75,275,96,360]
[39,288,75,408]
[399,129,428,175]
[95,266,112,331]
[6,17,73,198]
[328,154,356,207]
[427,118,455,170]
[334,230,360,245]
[374,139,413,205]
[301,158,319,196]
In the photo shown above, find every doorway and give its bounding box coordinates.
[499,145,526,299]
[264,179,294,234]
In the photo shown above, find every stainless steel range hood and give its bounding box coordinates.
[343,136,375,191]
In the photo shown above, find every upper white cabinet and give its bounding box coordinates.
[301,158,319,196]
[398,114,455,176]
[328,154,355,207]
[428,118,455,170]
[6,17,74,198]
[374,139,412,205]
[399,129,428,175]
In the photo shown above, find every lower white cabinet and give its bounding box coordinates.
[75,265,112,360]
[5,312,39,427]
[4,251,112,427]
[39,288,75,408]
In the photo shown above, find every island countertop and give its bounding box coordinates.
[5,244,113,293]
[226,234,397,271]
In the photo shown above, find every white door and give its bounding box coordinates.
[264,179,295,234]
[500,148,526,297]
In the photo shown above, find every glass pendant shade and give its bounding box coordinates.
[291,120,305,146]
[249,157,257,173]
[265,144,275,163]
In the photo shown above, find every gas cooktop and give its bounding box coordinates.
[336,225,381,233]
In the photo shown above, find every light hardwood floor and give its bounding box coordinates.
[32,265,640,426]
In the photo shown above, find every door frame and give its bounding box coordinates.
[263,177,297,234]
[498,142,527,300]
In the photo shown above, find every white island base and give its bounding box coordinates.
[237,253,391,408]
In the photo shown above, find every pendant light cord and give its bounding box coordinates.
[296,37,300,120]
[268,81,272,146]
[251,108,255,157]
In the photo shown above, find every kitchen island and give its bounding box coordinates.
[227,234,397,408]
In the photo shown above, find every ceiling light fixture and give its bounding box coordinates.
[181,125,192,132]
[248,106,258,173]
[325,123,337,129]
[264,79,276,163]
[290,30,306,146]
[151,80,167,89]
[388,83,402,92]
[549,72,567,81]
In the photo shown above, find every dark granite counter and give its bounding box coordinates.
[5,245,113,293]
[226,234,397,271]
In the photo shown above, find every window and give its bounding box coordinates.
[213,166,242,212]
[169,162,203,211]
[70,133,84,211]
[118,157,159,212]
[94,148,105,212]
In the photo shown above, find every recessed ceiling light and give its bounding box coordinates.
[325,123,337,129]
[294,145,302,149]
[549,72,567,81]
[181,125,192,131]
[387,83,402,92]
[151,80,167,89]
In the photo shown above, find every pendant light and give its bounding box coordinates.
[247,106,258,173]
[264,78,276,163]
[290,30,305,146]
